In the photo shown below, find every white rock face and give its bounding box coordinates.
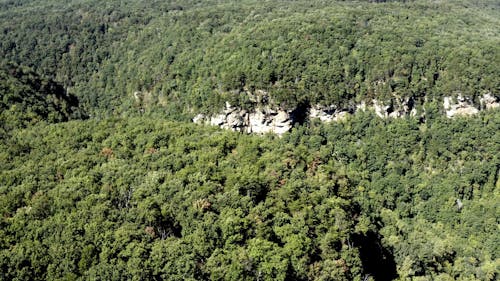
[193,89,498,135]
[248,109,292,135]
[480,93,500,110]
[209,114,226,126]
[192,114,206,124]
[373,100,391,118]
[410,108,418,117]
[371,96,417,119]
[356,101,367,111]
[394,96,417,117]
[443,95,479,118]
[308,98,416,123]
[309,105,350,122]
[133,91,142,102]
[195,102,293,135]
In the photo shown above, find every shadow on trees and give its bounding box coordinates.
[353,230,398,281]
[291,101,310,126]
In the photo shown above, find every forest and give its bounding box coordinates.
[0,0,498,116]
[0,0,499,280]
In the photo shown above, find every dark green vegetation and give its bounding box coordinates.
[0,63,85,136]
[1,113,499,280]
[0,0,499,115]
[0,0,499,280]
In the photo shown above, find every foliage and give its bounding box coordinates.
[0,62,85,135]
[0,1,499,280]
[0,0,498,116]
[1,111,498,280]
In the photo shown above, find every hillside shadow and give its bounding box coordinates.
[290,101,310,126]
[353,231,398,281]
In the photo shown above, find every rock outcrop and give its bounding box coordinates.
[309,96,417,122]
[443,95,479,118]
[193,91,498,135]
[309,105,350,122]
[371,97,417,118]
[372,99,392,118]
[442,93,499,118]
[193,102,293,135]
[479,93,500,110]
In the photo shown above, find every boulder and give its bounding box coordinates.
[480,93,500,110]
[443,95,479,118]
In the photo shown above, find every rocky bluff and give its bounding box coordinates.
[193,91,499,135]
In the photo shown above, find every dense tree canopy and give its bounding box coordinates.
[0,0,499,280]
[1,111,499,280]
[0,63,85,136]
[0,0,498,116]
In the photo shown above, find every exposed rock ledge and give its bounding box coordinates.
[444,93,499,118]
[193,102,293,135]
[443,95,479,118]
[480,93,500,110]
[309,105,351,122]
[193,92,499,135]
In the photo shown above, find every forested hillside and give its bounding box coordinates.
[0,0,499,280]
[1,113,498,280]
[0,63,85,136]
[0,0,498,116]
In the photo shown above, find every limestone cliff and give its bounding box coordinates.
[193,102,293,135]
[193,91,499,135]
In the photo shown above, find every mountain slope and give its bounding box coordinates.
[0,0,498,116]
[0,1,499,280]
[1,113,498,280]
[0,62,85,134]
